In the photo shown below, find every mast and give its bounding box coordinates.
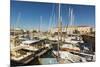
[70,8,73,26]
[39,16,42,32]
[69,8,74,34]
[39,16,42,37]
[16,12,21,29]
[57,0,62,62]
[14,12,21,36]
[48,4,55,35]
[13,12,21,46]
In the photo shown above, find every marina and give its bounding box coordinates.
[10,1,95,66]
[10,34,95,66]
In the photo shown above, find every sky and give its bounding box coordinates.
[10,0,95,31]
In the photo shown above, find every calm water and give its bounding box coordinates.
[11,48,56,66]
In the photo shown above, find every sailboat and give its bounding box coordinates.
[52,2,82,64]
[37,4,60,65]
[64,8,84,44]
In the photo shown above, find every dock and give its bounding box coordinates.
[11,47,51,66]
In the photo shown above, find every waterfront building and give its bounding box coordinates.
[10,28,24,35]
[77,26,92,34]
[50,26,93,35]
